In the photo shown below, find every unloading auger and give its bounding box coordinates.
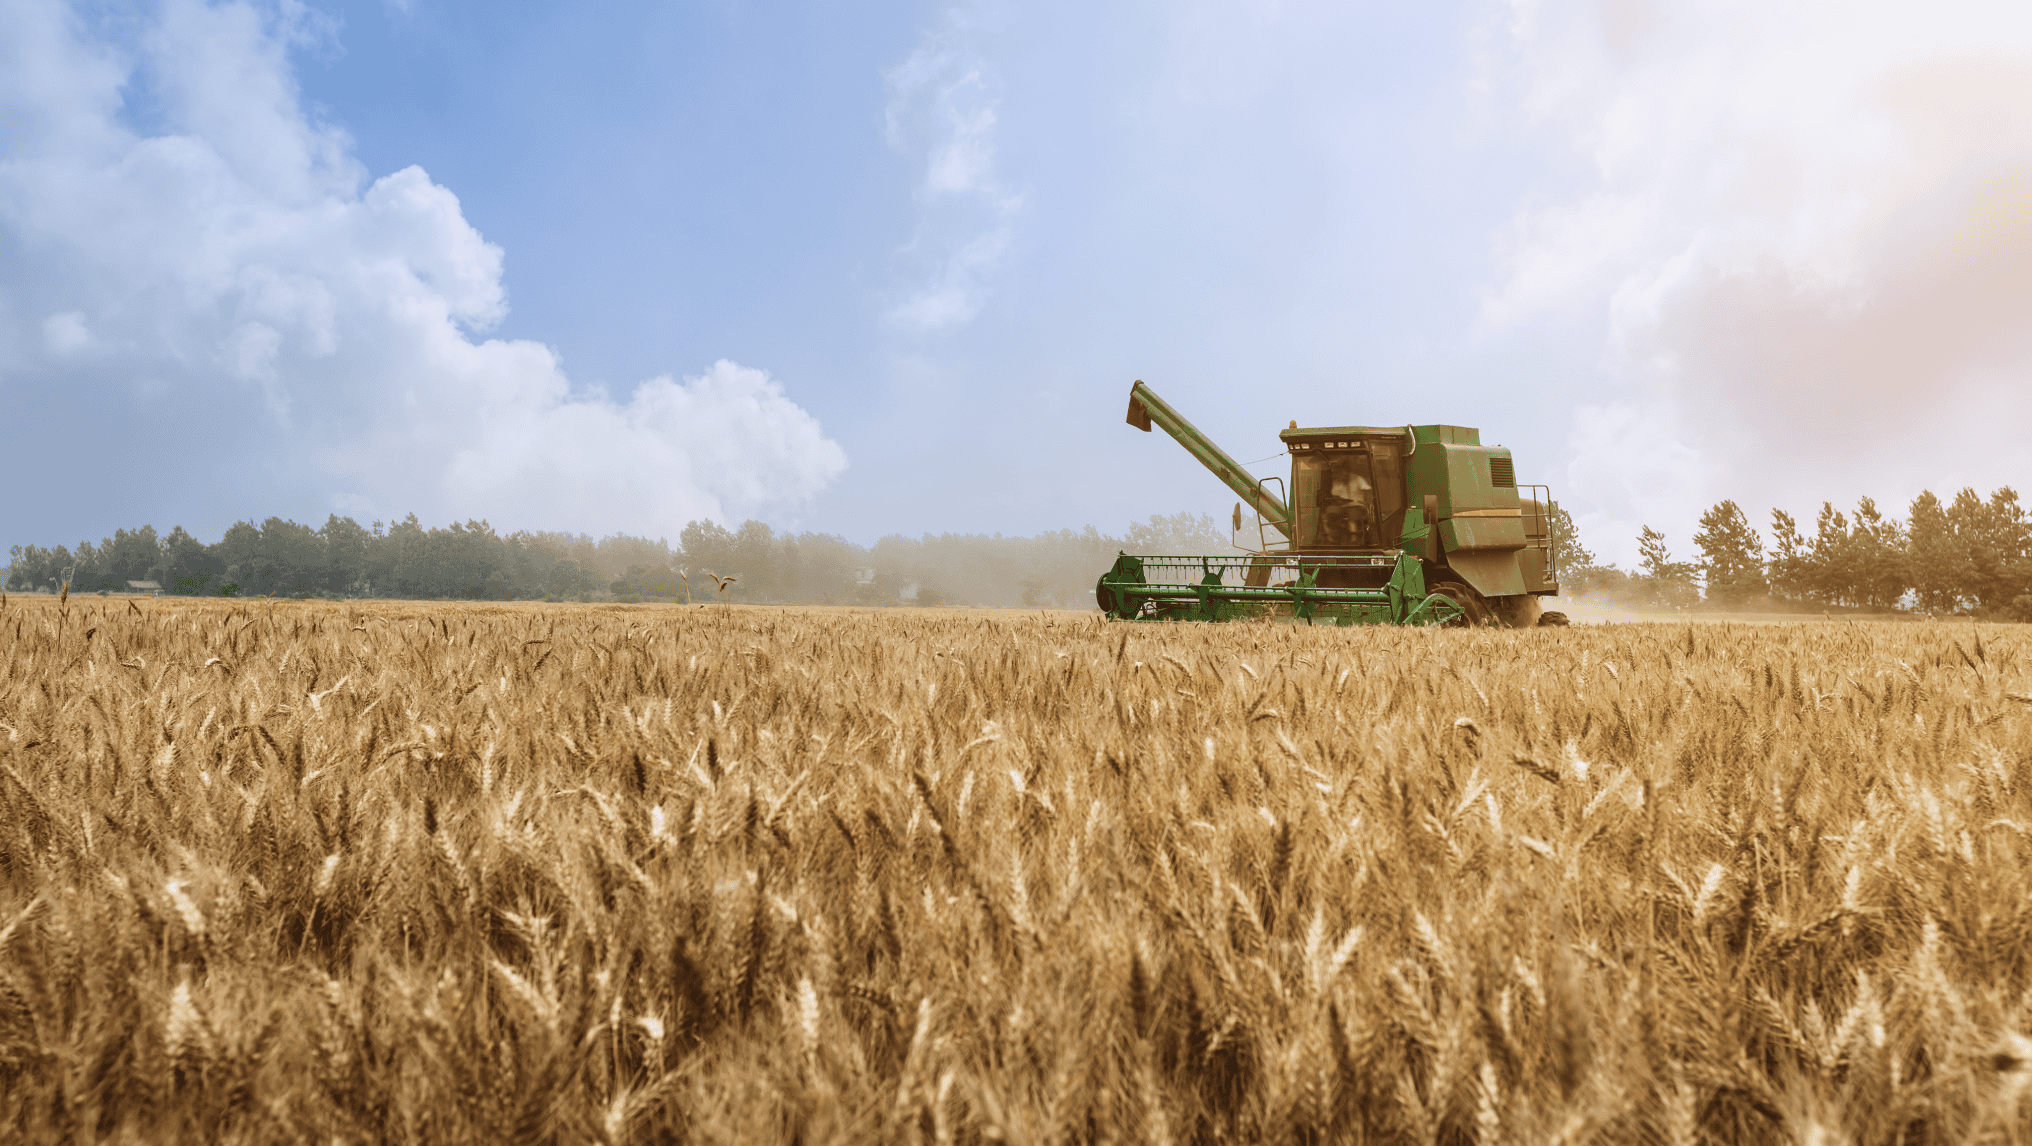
[1098,381,1568,627]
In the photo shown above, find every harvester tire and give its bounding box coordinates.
[1430,581,1491,627]
[1489,594,1544,628]
[1094,580,1121,618]
[1538,610,1570,627]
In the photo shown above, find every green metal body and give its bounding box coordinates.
[1095,552,1464,625]
[1115,380,1561,624]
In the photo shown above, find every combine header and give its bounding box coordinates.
[1099,380,1567,627]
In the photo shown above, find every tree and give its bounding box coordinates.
[1948,487,2031,615]
[1848,497,1908,609]
[44,544,77,591]
[1544,502,1596,570]
[1767,509,1808,602]
[320,515,371,593]
[1023,525,1120,608]
[1805,503,1854,605]
[1539,502,1625,596]
[545,559,596,599]
[680,520,737,583]
[383,514,430,595]
[1691,500,1765,605]
[70,540,113,592]
[386,519,508,599]
[1636,525,1698,606]
[161,526,219,595]
[610,564,688,598]
[1127,512,1227,554]
[5,544,70,591]
[731,521,780,600]
[105,526,160,585]
[253,517,324,596]
[212,521,261,593]
[774,532,865,604]
[1905,491,1958,614]
[595,534,677,582]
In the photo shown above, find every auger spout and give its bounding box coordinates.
[1126,380,1291,540]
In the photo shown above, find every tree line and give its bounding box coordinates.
[4,511,1230,609]
[1550,487,2031,618]
[18,488,2023,617]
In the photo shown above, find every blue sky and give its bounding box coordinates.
[6,0,2032,568]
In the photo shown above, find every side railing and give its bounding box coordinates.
[1520,484,1558,585]
[1232,476,1294,555]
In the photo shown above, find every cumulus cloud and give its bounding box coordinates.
[436,359,846,538]
[883,8,1025,333]
[1484,0,2032,560]
[0,0,843,538]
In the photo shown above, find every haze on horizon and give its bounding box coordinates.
[4,0,2030,569]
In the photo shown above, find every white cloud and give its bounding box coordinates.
[1485,0,2032,561]
[883,9,1025,333]
[885,224,1015,333]
[0,0,843,537]
[438,359,846,538]
[1559,398,1712,569]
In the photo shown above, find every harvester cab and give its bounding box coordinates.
[1100,380,1568,627]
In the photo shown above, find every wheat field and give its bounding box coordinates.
[1,595,2030,1144]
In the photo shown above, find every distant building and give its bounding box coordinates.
[127,580,163,595]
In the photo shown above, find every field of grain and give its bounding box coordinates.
[2,595,2030,1144]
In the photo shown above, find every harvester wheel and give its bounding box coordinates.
[1538,610,1570,627]
[1095,579,1128,619]
[1489,594,1544,628]
[1430,581,1491,627]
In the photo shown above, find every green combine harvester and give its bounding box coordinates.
[1097,380,1568,627]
